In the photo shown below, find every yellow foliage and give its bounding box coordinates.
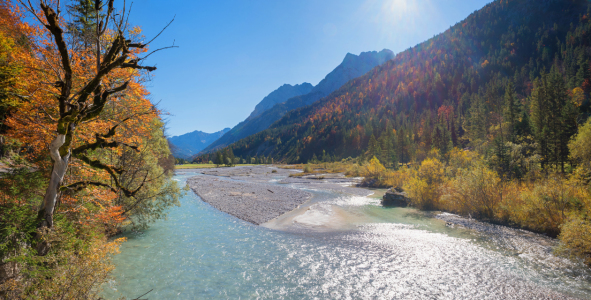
[404,158,445,210]
[502,176,590,236]
[417,158,445,186]
[441,161,501,219]
[558,217,591,265]
[368,156,386,178]
[573,87,586,107]
[569,118,591,163]
[569,118,591,184]
[447,147,479,176]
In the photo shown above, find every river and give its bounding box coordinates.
[101,170,591,299]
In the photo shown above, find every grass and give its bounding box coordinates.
[174,164,257,169]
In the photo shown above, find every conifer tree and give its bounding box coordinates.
[66,0,102,46]
[368,134,378,157]
[450,120,458,147]
[215,151,223,167]
[468,94,488,144]
[227,148,235,166]
[504,82,519,142]
[433,127,441,149]
[515,111,532,137]
[531,74,550,169]
[397,128,406,163]
[531,69,578,171]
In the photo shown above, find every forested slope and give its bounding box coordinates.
[227,0,590,167]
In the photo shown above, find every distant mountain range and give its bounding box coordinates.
[168,128,231,159]
[200,49,395,153]
[168,82,313,159]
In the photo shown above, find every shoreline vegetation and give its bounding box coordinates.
[283,142,591,266]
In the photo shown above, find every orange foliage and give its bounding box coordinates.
[1,1,161,230]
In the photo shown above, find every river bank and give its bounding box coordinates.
[101,168,591,299]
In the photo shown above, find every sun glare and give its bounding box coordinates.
[383,0,418,18]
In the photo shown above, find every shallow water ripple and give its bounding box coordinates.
[102,172,589,299]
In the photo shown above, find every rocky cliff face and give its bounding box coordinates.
[247,83,313,120]
[169,128,231,159]
[201,49,394,153]
[310,49,394,99]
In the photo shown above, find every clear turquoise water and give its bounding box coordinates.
[101,172,591,299]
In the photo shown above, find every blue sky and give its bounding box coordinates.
[129,0,492,137]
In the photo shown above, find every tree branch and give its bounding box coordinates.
[71,119,139,156]
[144,16,175,46]
[17,0,48,27]
[81,81,130,122]
[100,0,115,35]
[39,2,72,117]
[138,44,178,62]
[73,154,144,198]
[120,64,157,71]
[60,181,118,194]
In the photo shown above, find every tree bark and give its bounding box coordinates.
[40,134,70,228]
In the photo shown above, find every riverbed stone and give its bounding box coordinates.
[382,188,410,207]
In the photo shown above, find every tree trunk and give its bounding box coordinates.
[40,134,70,228]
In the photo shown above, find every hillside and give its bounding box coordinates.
[201,49,394,153]
[225,0,591,165]
[168,128,231,158]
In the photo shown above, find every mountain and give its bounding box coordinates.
[309,49,395,98]
[201,49,395,153]
[247,83,313,120]
[223,0,591,164]
[169,128,231,159]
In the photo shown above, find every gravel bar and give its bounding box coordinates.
[186,173,311,225]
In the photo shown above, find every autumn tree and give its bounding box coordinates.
[0,0,182,295]
[14,0,174,229]
[569,118,591,183]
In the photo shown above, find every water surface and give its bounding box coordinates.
[102,171,591,299]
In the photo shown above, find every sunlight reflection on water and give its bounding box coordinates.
[101,172,591,299]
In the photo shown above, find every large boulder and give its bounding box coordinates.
[382,188,409,207]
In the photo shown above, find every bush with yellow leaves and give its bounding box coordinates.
[440,161,502,219]
[404,158,445,210]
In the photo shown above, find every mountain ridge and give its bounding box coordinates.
[247,83,313,120]
[201,49,395,154]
